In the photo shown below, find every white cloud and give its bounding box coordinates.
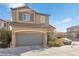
[8,3,26,8]
[62,18,72,23]
[76,17,79,19]
[55,18,72,25]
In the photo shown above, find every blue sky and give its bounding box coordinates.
[0,3,79,32]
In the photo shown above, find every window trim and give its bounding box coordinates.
[19,12,31,21]
[40,15,45,24]
[0,23,4,29]
[22,13,30,21]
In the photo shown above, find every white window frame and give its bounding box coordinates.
[0,23,4,29]
[22,13,30,21]
[40,16,45,24]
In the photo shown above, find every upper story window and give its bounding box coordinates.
[30,14,34,22]
[19,12,30,21]
[0,23,4,29]
[40,16,45,24]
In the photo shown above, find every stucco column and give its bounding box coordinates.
[43,32,47,47]
[10,31,16,48]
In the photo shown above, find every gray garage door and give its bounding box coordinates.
[16,32,44,46]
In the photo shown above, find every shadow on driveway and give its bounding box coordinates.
[0,45,48,56]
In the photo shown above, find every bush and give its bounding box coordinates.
[55,37,64,46]
[47,33,64,47]
[0,29,11,48]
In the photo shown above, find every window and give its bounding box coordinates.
[40,16,45,24]
[23,13,30,21]
[30,14,34,22]
[19,12,30,21]
[0,23,4,29]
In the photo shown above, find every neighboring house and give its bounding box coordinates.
[55,32,67,38]
[0,19,10,44]
[67,25,79,41]
[10,6,56,48]
[0,19,9,31]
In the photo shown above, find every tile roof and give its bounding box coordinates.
[11,6,50,16]
[0,19,9,23]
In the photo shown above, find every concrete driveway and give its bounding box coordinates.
[0,45,45,56]
[0,41,79,56]
[21,45,79,56]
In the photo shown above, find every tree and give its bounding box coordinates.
[0,29,11,48]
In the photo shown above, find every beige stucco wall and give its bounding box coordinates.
[11,7,49,25]
[35,13,49,25]
[48,27,56,34]
[11,8,34,22]
[11,25,48,48]
[0,20,9,30]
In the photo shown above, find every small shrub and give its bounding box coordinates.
[55,38,64,46]
[47,33,64,47]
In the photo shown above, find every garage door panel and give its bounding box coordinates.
[16,32,44,46]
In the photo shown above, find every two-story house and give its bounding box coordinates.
[10,6,56,48]
[67,25,79,41]
[0,19,10,42]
